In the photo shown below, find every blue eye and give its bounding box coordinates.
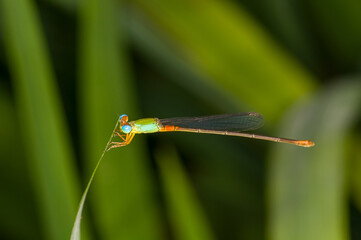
[121,125,132,134]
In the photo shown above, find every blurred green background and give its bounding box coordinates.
[1,0,361,239]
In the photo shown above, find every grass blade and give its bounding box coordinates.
[0,85,41,239]
[131,0,315,122]
[78,0,162,238]
[268,79,361,240]
[71,119,119,240]
[0,0,83,239]
[156,145,215,240]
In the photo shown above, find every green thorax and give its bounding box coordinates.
[131,118,160,133]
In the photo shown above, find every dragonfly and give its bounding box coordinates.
[107,112,315,150]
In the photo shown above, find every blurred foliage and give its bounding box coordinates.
[0,0,360,239]
[156,145,215,240]
[268,79,361,240]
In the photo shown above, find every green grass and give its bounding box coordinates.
[1,0,81,239]
[1,0,361,239]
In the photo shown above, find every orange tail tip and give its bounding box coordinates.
[297,140,315,147]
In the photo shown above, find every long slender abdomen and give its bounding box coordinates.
[159,125,201,133]
[159,125,178,132]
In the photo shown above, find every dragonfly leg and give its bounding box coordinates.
[106,141,129,151]
[106,132,135,151]
[113,131,127,141]
[126,132,135,144]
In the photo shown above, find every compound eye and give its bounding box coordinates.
[121,125,132,134]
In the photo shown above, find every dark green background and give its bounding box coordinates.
[1,0,361,239]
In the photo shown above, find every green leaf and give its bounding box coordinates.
[268,79,361,240]
[131,0,316,122]
[0,0,84,239]
[351,137,361,213]
[71,121,118,240]
[78,0,162,239]
[156,145,215,240]
[125,10,245,114]
[0,85,41,239]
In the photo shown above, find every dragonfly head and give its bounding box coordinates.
[119,114,129,123]
[119,114,132,134]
